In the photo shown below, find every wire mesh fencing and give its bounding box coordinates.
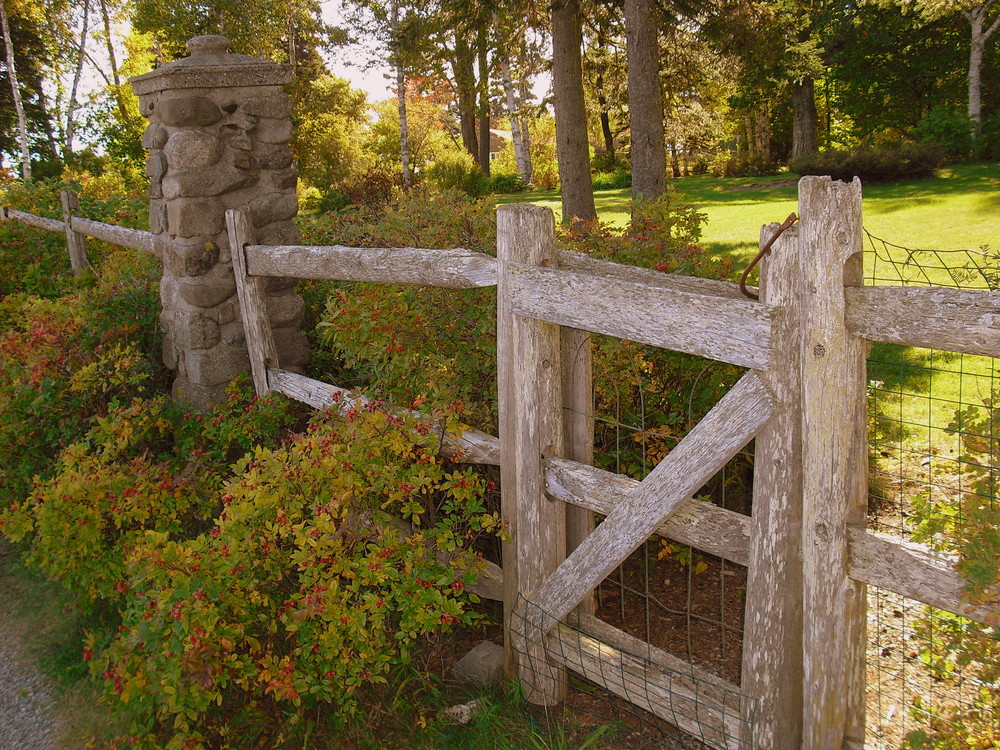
[864,232,999,748]
[510,595,753,750]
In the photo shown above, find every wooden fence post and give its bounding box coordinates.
[226,208,277,397]
[798,176,868,749]
[741,220,805,747]
[60,189,88,275]
[497,203,567,705]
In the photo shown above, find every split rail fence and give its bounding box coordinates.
[4,176,999,749]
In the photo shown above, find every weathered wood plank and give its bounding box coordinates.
[522,371,774,639]
[546,614,746,750]
[543,457,751,566]
[560,323,595,615]
[845,285,1000,358]
[799,176,868,749]
[497,203,567,704]
[556,250,751,300]
[740,221,805,748]
[847,528,999,625]
[60,190,89,274]
[227,209,278,397]
[506,263,773,370]
[244,244,498,288]
[71,216,156,256]
[266,369,502,466]
[3,206,65,233]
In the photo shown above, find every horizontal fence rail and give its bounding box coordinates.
[245,243,499,288]
[506,263,774,370]
[845,285,1000,358]
[70,216,156,255]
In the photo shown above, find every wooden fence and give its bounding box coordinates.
[4,176,999,749]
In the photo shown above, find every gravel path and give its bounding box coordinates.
[0,580,65,749]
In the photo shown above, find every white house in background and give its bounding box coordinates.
[489,129,512,161]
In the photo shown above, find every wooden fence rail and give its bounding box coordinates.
[5,179,999,749]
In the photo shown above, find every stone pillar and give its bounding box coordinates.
[131,35,309,407]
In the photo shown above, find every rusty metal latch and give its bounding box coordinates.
[739,213,798,301]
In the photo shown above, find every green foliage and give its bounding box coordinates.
[789,143,942,183]
[708,152,780,178]
[591,169,631,191]
[978,110,1000,161]
[90,403,501,749]
[293,75,370,188]
[915,106,975,163]
[425,151,491,198]
[488,171,527,194]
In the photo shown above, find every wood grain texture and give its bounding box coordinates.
[847,528,999,625]
[267,369,501,466]
[506,262,773,370]
[227,209,278,397]
[845,285,1000,358]
[60,190,89,274]
[71,216,156,255]
[523,371,774,639]
[740,222,805,748]
[245,244,498,288]
[798,176,868,749]
[560,324,595,614]
[3,207,65,233]
[497,203,567,705]
[543,456,751,566]
[547,614,746,750]
[556,250,751,300]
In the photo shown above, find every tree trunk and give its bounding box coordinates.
[625,0,665,201]
[500,54,532,185]
[390,1,411,187]
[551,0,596,223]
[596,74,616,158]
[790,76,817,159]
[65,0,92,158]
[477,25,491,178]
[965,2,1000,138]
[518,75,533,184]
[99,0,128,121]
[452,34,479,161]
[1,0,31,181]
[754,104,772,164]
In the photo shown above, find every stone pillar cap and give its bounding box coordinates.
[130,35,292,95]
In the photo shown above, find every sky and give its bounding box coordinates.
[320,1,396,103]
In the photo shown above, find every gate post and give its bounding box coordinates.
[130,35,309,407]
[741,217,805,747]
[497,204,567,705]
[798,176,868,748]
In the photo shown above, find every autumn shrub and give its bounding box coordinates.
[0,380,299,607]
[306,188,742,486]
[89,402,501,749]
[0,242,166,503]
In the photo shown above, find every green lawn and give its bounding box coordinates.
[503,161,1000,272]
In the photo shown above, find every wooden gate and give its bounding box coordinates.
[495,178,867,749]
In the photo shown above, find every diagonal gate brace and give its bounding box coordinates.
[512,371,775,656]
